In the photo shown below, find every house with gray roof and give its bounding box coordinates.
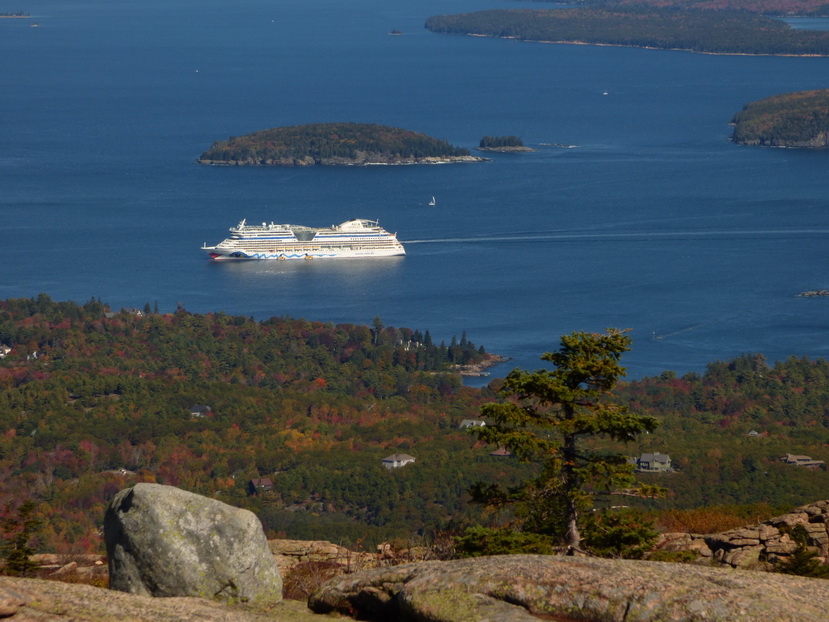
[781,453,826,470]
[635,452,672,473]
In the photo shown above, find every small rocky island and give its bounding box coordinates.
[732,90,829,148]
[198,122,487,166]
[476,135,535,153]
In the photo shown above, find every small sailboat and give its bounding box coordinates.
[428,196,436,206]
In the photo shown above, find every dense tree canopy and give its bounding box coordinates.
[198,122,471,165]
[1,296,828,556]
[479,136,524,148]
[0,295,505,552]
[731,89,829,147]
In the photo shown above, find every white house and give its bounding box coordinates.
[459,419,486,429]
[382,453,416,469]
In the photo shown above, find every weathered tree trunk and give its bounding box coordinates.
[563,424,580,553]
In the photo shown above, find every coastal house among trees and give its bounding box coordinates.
[635,452,672,473]
[781,453,826,470]
[0,344,10,358]
[247,478,274,495]
[459,419,485,429]
[188,404,212,418]
[382,453,416,469]
[105,307,144,319]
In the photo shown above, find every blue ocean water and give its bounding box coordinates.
[1,0,828,380]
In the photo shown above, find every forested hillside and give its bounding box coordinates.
[425,8,829,56]
[731,89,829,147]
[0,296,510,552]
[0,296,827,555]
[618,355,829,510]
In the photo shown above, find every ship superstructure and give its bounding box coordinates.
[202,218,405,260]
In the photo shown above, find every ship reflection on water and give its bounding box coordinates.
[208,257,406,316]
[212,255,405,279]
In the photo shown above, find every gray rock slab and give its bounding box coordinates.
[105,483,281,606]
[0,575,325,621]
[309,554,829,621]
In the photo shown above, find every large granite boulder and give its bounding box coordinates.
[104,483,281,606]
[309,554,829,621]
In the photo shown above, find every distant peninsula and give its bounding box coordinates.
[579,0,829,17]
[425,8,829,56]
[731,90,829,148]
[198,123,487,166]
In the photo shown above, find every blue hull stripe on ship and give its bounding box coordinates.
[233,252,339,259]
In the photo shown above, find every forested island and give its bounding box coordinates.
[425,8,829,56]
[1,295,829,556]
[198,122,486,167]
[476,135,535,152]
[731,89,829,147]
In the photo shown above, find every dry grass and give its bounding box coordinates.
[282,561,344,601]
[46,570,109,589]
[654,504,779,534]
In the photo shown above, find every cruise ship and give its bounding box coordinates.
[202,218,405,260]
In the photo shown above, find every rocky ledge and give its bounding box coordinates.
[197,154,488,167]
[797,289,829,297]
[309,553,829,621]
[0,575,322,622]
[654,499,829,569]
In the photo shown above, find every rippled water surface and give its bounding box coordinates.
[2,0,828,379]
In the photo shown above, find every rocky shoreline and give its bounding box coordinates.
[734,136,829,148]
[451,353,508,377]
[197,154,488,167]
[475,146,536,153]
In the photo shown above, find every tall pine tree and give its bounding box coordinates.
[474,329,663,552]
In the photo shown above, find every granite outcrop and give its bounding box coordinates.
[654,499,829,569]
[0,575,321,621]
[309,553,829,621]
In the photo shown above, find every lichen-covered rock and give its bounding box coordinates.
[105,483,281,606]
[268,538,377,576]
[659,500,829,569]
[309,554,829,621]
[0,575,318,621]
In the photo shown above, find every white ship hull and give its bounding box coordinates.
[202,218,405,261]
